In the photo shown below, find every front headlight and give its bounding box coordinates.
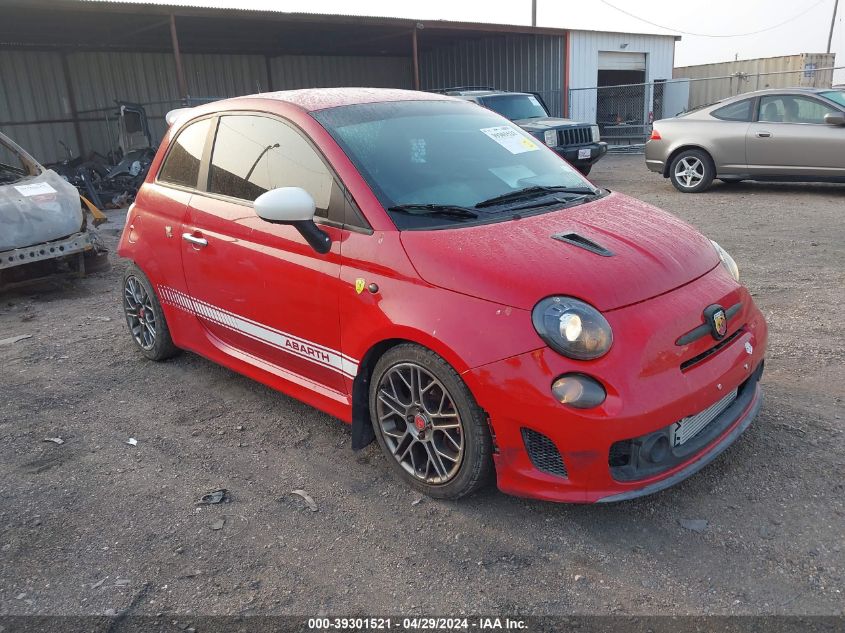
[711,240,739,282]
[531,296,613,360]
[543,130,558,147]
[591,125,600,142]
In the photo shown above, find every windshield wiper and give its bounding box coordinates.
[475,186,599,209]
[387,203,479,220]
[508,194,591,212]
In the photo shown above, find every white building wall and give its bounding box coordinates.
[567,30,677,124]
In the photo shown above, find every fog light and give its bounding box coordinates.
[551,374,606,409]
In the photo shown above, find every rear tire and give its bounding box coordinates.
[369,344,493,500]
[122,264,179,361]
[669,149,715,193]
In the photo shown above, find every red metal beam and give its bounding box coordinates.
[563,30,570,118]
[412,27,420,90]
[169,13,189,102]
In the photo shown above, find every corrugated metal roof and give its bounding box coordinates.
[34,0,569,35]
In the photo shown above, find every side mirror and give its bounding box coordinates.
[824,112,845,126]
[254,187,331,254]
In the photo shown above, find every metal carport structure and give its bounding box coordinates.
[0,0,568,163]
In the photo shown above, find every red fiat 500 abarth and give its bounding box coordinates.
[118,88,767,503]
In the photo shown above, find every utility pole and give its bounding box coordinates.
[828,0,840,54]
[531,0,537,27]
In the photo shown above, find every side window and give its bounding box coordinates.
[792,96,838,123]
[208,115,335,219]
[711,99,753,122]
[759,95,838,124]
[158,118,211,188]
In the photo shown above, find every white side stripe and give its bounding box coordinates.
[158,285,359,379]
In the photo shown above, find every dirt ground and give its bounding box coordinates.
[1,154,843,618]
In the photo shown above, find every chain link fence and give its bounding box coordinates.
[568,66,845,148]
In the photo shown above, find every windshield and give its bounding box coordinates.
[481,94,548,120]
[820,90,845,108]
[312,100,596,230]
[0,136,41,185]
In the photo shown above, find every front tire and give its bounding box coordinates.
[576,164,592,176]
[122,264,179,361]
[669,149,715,193]
[369,344,493,500]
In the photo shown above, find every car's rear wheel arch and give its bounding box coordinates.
[663,144,714,177]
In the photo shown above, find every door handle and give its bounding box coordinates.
[756,131,772,138]
[182,232,208,248]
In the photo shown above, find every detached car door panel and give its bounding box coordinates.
[179,114,349,394]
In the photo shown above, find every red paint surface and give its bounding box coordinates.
[118,89,768,503]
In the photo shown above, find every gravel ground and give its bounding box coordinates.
[0,155,843,617]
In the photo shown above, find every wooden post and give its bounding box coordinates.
[412,27,420,90]
[169,14,189,103]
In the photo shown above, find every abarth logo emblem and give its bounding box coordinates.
[712,310,727,337]
[703,304,728,340]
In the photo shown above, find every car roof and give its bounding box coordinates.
[215,87,459,112]
[719,87,833,103]
[446,90,529,98]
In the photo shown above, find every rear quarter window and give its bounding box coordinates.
[711,99,753,122]
[158,118,212,188]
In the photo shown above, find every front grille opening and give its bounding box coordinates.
[521,428,568,478]
[562,127,592,146]
[680,327,745,372]
[608,440,632,468]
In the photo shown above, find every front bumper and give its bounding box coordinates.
[555,142,608,166]
[0,231,94,270]
[462,265,768,503]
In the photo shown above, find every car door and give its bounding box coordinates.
[706,97,755,171]
[746,94,845,177]
[131,116,214,310]
[179,113,350,394]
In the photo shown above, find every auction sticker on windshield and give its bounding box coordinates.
[481,126,539,154]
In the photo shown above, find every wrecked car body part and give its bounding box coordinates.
[0,131,110,290]
[0,133,83,252]
[0,231,94,271]
[80,195,108,227]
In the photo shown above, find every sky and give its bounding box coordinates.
[110,0,844,83]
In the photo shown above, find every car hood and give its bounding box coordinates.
[399,192,720,312]
[514,116,585,131]
[0,170,83,252]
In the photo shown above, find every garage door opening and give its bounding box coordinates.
[596,52,648,145]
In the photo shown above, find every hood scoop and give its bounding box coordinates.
[551,232,614,257]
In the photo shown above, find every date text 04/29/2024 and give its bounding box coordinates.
[307,617,527,630]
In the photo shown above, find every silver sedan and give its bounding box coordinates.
[645,88,845,192]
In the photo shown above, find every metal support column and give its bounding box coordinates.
[169,14,189,103]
